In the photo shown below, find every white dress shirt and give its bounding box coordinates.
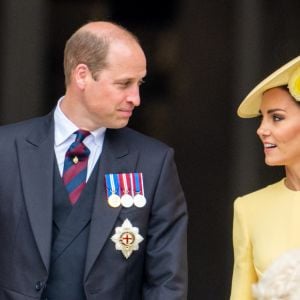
[54,98,106,180]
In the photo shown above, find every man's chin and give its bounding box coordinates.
[108,119,129,129]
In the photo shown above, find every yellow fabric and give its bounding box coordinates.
[230,178,300,300]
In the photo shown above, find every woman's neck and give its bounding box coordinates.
[285,166,300,191]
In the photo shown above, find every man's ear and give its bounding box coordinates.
[73,64,90,89]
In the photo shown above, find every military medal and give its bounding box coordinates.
[105,174,121,208]
[120,173,134,208]
[121,194,134,208]
[133,173,147,208]
[108,194,121,208]
[133,194,146,208]
[111,218,144,259]
[105,172,146,208]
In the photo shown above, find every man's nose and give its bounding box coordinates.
[126,86,141,106]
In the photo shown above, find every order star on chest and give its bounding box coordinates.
[111,219,144,259]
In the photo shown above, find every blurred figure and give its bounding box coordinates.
[253,249,300,300]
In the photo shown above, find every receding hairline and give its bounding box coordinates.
[75,21,140,45]
[63,21,142,86]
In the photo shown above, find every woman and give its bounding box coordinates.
[230,56,300,300]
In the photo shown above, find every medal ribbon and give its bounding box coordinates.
[119,173,132,196]
[133,172,144,196]
[129,173,135,196]
[105,173,120,197]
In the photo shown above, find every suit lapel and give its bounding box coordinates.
[84,129,138,279]
[17,113,54,272]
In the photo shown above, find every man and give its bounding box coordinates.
[0,21,188,299]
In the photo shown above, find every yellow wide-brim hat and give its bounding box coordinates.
[238,56,300,118]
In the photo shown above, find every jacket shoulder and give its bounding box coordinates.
[234,179,285,209]
[109,127,172,153]
[0,113,52,138]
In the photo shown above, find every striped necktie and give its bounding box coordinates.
[63,130,91,205]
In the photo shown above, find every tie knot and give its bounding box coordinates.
[75,129,90,143]
[66,129,91,159]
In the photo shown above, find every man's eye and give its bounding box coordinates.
[117,82,130,88]
[138,79,145,86]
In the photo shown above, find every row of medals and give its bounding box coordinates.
[108,193,146,208]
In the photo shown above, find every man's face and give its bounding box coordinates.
[82,40,147,130]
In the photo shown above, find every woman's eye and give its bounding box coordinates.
[272,114,283,121]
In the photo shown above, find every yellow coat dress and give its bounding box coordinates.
[230,178,300,300]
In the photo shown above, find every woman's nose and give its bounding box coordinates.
[257,121,270,137]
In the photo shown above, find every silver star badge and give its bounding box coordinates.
[111,218,144,259]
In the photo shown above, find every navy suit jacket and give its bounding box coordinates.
[0,112,188,299]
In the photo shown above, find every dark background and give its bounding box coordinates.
[1,0,298,298]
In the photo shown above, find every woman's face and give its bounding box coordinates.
[257,87,300,167]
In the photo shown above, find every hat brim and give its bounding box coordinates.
[237,56,300,118]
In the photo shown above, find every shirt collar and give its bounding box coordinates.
[54,97,106,146]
